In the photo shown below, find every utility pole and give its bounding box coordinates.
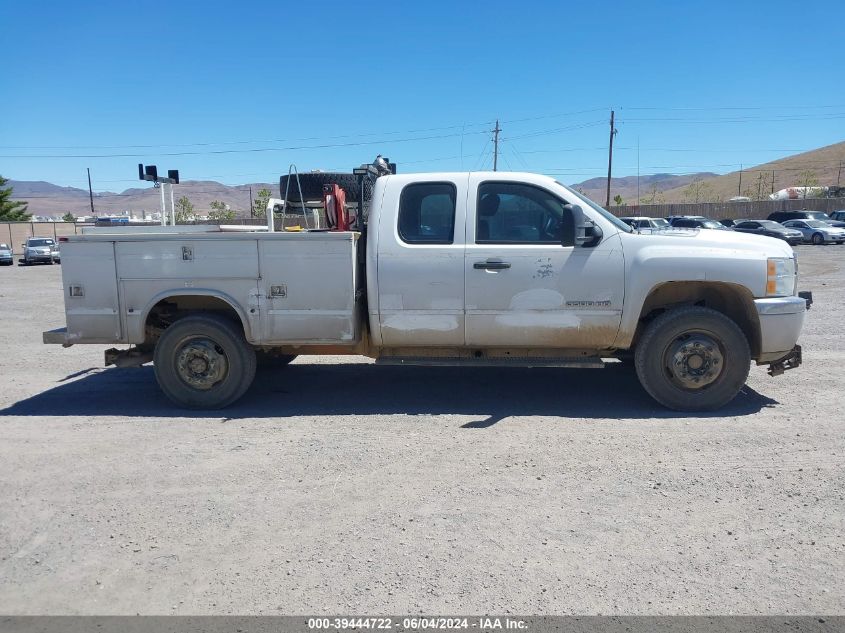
[249,187,254,218]
[87,168,95,215]
[772,170,776,195]
[737,164,743,197]
[838,160,842,187]
[492,119,501,171]
[605,110,616,208]
[636,136,640,205]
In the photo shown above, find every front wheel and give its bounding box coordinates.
[153,313,256,409]
[634,306,750,411]
[811,232,824,245]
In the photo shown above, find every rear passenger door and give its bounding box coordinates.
[375,176,469,347]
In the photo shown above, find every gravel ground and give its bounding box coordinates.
[0,246,843,615]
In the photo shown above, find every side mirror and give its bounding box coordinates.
[563,204,602,247]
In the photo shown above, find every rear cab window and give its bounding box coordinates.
[397,182,457,244]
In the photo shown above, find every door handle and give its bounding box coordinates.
[474,260,511,270]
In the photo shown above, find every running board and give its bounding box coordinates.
[376,356,606,369]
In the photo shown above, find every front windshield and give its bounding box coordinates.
[701,220,724,229]
[807,212,830,221]
[759,221,782,229]
[804,220,831,228]
[652,218,670,228]
[0,243,9,249]
[555,181,633,233]
[29,239,55,247]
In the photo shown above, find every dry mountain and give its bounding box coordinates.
[9,141,845,217]
[658,140,845,203]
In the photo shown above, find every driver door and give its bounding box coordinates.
[464,176,624,349]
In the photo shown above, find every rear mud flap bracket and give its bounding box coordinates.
[767,345,802,377]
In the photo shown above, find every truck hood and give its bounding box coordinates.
[630,228,795,258]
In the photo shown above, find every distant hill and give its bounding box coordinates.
[7,140,845,217]
[8,180,94,198]
[658,140,845,203]
[8,179,277,218]
[571,173,717,205]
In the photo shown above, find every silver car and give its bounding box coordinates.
[618,216,672,234]
[781,220,845,245]
[0,242,13,266]
[20,237,58,265]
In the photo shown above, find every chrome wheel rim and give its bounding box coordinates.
[663,332,724,390]
[175,338,228,391]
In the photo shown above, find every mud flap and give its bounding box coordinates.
[768,345,802,377]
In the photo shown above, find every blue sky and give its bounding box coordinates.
[1,0,843,193]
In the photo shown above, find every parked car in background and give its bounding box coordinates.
[829,210,845,222]
[618,216,672,233]
[19,237,57,265]
[668,216,731,230]
[732,220,804,245]
[768,210,831,224]
[781,220,845,245]
[0,243,13,266]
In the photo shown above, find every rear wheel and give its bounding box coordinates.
[153,313,256,409]
[811,232,824,245]
[634,306,750,411]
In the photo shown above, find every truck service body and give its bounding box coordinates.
[44,171,809,411]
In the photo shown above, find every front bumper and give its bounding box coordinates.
[754,295,809,364]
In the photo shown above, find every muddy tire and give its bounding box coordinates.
[634,306,750,411]
[153,313,256,409]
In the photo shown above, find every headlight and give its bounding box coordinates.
[767,257,796,296]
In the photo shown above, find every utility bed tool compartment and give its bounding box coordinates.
[60,241,122,343]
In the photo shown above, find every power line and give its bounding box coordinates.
[0,130,491,159]
[0,109,611,152]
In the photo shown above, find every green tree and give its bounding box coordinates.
[174,195,195,224]
[62,212,76,222]
[253,188,272,218]
[613,194,624,206]
[682,177,713,203]
[639,185,665,205]
[208,200,236,223]
[0,175,31,221]
[796,170,819,199]
[752,172,772,201]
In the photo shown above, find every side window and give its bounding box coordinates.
[398,182,457,244]
[476,181,570,244]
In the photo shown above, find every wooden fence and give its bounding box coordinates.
[1,222,81,255]
[609,197,844,220]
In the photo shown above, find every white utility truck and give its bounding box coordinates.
[44,169,810,411]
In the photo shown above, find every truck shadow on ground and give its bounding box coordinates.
[1,361,779,424]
